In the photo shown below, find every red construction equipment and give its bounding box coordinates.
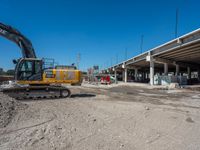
[100,75,111,84]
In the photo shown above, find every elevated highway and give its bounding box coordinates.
[104,28,200,85]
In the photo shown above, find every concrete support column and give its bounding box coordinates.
[122,71,125,81]
[176,64,180,76]
[164,63,168,75]
[143,72,146,80]
[198,69,200,81]
[187,67,191,79]
[124,68,128,83]
[114,70,117,84]
[134,68,138,81]
[150,60,154,85]
[142,72,145,81]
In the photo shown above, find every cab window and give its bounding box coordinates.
[18,60,42,81]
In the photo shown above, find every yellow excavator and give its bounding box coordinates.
[0,22,82,99]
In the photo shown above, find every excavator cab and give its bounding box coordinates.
[15,58,43,81]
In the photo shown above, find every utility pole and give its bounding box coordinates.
[175,8,179,38]
[140,35,144,53]
[76,53,81,69]
[125,48,127,60]
[116,54,118,64]
[100,65,102,72]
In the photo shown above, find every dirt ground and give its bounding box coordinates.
[0,93,27,128]
[0,83,200,150]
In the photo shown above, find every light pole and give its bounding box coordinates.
[175,8,179,38]
[140,35,144,53]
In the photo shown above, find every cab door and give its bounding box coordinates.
[16,59,43,81]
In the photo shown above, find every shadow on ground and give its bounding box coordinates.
[70,93,96,98]
[15,93,96,101]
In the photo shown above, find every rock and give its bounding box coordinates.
[120,144,124,148]
[186,117,194,123]
[168,83,180,89]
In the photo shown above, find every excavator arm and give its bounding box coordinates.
[0,22,36,58]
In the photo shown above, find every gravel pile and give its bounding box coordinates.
[0,92,27,128]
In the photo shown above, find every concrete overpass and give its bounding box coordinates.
[103,28,200,85]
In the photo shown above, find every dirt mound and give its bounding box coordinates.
[0,92,27,128]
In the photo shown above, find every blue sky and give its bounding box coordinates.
[0,0,200,71]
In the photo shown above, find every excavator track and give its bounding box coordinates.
[2,85,71,100]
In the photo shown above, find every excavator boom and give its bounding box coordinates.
[0,22,36,58]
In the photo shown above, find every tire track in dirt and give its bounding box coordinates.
[0,113,57,136]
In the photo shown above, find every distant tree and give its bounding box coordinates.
[6,69,15,76]
[0,68,3,75]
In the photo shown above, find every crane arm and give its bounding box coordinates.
[0,22,36,58]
